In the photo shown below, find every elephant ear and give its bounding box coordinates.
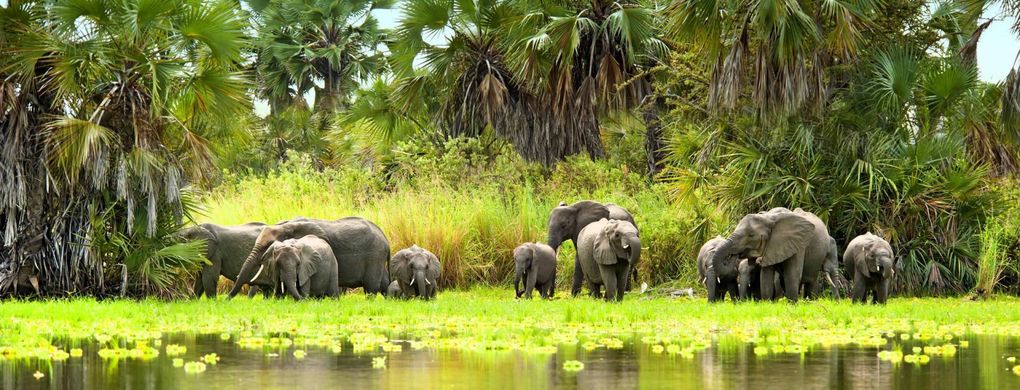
[760,213,814,267]
[593,224,618,266]
[298,245,319,287]
[391,249,410,281]
[427,251,441,284]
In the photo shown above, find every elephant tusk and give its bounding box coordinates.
[717,277,721,284]
[425,278,431,286]
[622,242,630,249]
[825,273,836,289]
[410,277,415,285]
[250,264,265,283]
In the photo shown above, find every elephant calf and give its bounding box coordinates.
[391,245,441,300]
[576,219,640,302]
[844,232,896,304]
[513,243,557,299]
[697,236,740,302]
[251,235,339,300]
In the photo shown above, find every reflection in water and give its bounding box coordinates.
[1,335,1018,389]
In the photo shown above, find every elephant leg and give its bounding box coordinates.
[852,274,867,304]
[706,271,719,302]
[875,278,890,304]
[587,280,602,299]
[600,266,619,302]
[760,266,775,301]
[802,281,817,300]
[781,258,803,303]
[727,282,740,302]
[201,263,220,299]
[571,254,585,297]
[247,285,259,298]
[615,264,630,302]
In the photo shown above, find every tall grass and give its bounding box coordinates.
[199,150,722,290]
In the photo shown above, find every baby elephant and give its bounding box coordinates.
[697,236,740,302]
[513,243,557,299]
[844,232,896,304]
[391,245,441,300]
[255,235,339,300]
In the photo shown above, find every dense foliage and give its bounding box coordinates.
[2,0,1019,297]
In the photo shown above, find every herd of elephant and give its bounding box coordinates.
[698,207,896,304]
[179,203,892,304]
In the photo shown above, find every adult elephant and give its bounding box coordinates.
[844,232,895,304]
[697,236,740,302]
[227,217,390,297]
[712,208,836,302]
[259,235,339,300]
[546,201,637,297]
[576,219,641,302]
[180,222,266,298]
[390,245,441,300]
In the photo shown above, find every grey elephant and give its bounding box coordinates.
[546,201,637,297]
[513,242,557,299]
[844,232,895,304]
[250,235,339,300]
[697,236,740,302]
[391,245,441,300]
[228,217,390,297]
[386,280,402,297]
[712,208,838,302]
[737,259,785,300]
[820,236,842,299]
[179,222,267,298]
[576,219,641,302]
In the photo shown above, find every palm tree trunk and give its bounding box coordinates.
[643,98,665,177]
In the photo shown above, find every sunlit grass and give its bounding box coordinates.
[2,292,1020,354]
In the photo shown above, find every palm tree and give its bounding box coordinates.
[665,0,877,118]
[392,0,666,166]
[253,0,390,114]
[0,0,249,296]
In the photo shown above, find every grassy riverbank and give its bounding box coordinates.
[2,291,1019,357]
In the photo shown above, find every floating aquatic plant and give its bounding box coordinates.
[201,353,219,365]
[183,361,207,373]
[372,356,386,369]
[563,360,584,371]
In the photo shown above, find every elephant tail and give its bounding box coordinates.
[381,251,391,295]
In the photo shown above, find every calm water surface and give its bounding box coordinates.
[2,334,1019,389]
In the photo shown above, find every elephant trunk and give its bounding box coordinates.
[283,269,302,301]
[711,238,734,281]
[825,272,840,299]
[547,232,563,253]
[414,269,427,299]
[228,238,272,297]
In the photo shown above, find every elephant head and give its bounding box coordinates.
[265,239,319,300]
[513,244,538,298]
[713,211,814,277]
[854,236,895,279]
[593,220,641,266]
[229,221,327,297]
[547,201,610,252]
[392,245,441,299]
[179,224,215,258]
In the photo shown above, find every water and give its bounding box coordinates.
[2,335,1018,389]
